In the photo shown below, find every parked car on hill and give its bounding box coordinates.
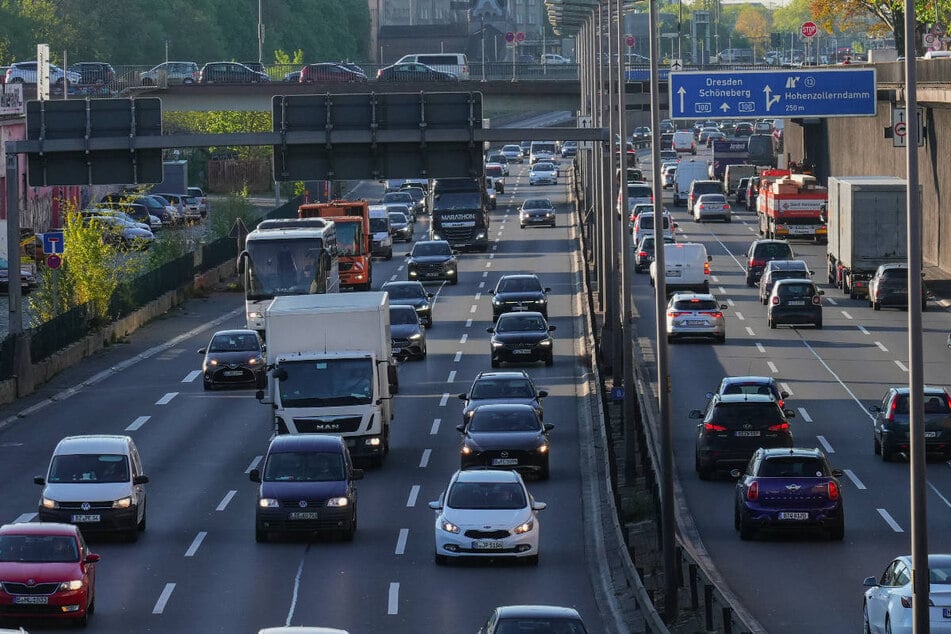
[139,61,199,86]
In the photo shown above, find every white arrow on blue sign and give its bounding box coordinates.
[42,231,65,255]
[669,68,877,119]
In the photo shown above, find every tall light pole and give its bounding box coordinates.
[481,14,487,81]
[257,0,264,65]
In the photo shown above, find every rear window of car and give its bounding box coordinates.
[637,216,670,230]
[486,166,503,177]
[758,456,827,477]
[628,185,652,198]
[880,268,908,280]
[699,195,727,204]
[754,242,794,258]
[691,182,721,196]
[710,402,784,427]
[673,299,718,310]
[894,394,951,414]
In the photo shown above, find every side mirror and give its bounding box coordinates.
[543,423,555,432]
[428,500,443,510]
[537,390,549,398]
[427,293,434,299]
[543,287,551,293]
[720,304,729,309]
[532,501,547,511]
[133,475,149,485]
[864,576,879,588]
[729,469,742,478]
[688,409,703,419]
[548,325,556,332]
[405,253,411,258]
[249,469,261,483]
[707,255,714,262]
[818,290,825,295]
[486,327,495,333]
[198,348,206,354]
[351,468,365,481]
[784,409,796,418]
[704,392,714,399]
[780,391,790,398]
[831,469,844,477]
[34,476,45,485]
[456,424,466,433]
[458,393,468,400]
[85,553,101,564]
[274,368,288,381]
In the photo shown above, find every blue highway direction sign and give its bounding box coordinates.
[669,68,877,119]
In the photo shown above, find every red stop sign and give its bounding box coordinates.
[801,21,818,37]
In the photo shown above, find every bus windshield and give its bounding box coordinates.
[245,238,336,300]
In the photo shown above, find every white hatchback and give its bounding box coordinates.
[529,162,558,186]
[429,469,546,565]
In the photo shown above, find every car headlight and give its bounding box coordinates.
[409,333,423,341]
[537,298,547,304]
[249,311,264,319]
[539,339,552,346]
[513,520,535,534]
[327,497,349,507]
[536,443,550,453]
[491,341,504,348]
[476,233,486,240]
[208,359,219,366]
[258,498,280,508]
[112,496,133,509]
[59,580,84,591]
[248,356,264,365]
[446,268,456,275]
[440,518,461,534]
[431,232,441,240]
[492,298,502,305]
[41,497,59,509]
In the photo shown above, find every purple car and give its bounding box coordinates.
[732,447,845,541]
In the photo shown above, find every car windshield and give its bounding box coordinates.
[369,218,389,233]
[758,456,827,477]
[413,243,451,257]
[469,409,541,432]
[209,333,259,353]
[48,454,130,483]
[523,199,552,210]
[496,316,546,332]
[496,619,587,634]
[447,481,527,509]
[533,163,554,171]
[389,307,419,325]
[264,451,345,482]
[0,535,79,563]
[471,379,534,399]
[498,278,541,293]
[486,167,504,177]
[278,358,373,407]
[385,284,424,299]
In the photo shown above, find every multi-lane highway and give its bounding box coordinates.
[0,165,612,632]
[634,142,951,633]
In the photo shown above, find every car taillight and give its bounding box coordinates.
[638,251,649,258]
[750,258,766,268]
[704,261,710,275]
[771,296,779,305]
[747,481,758,500]
[812,295,821,305]
[767,422,789,431]
[827,481,839,500]
[723,204,730,209]
[668,311,688,318]
[703,422,727,432]
[777,399,785,408]
[888,398,898,423]
[701,311,723,318]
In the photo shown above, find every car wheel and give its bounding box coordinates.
[667,334,674,344]
[520,224,525,229]
[873,301,880,311]
[881,442,895,462]
[550,220,556,227]
[539,460,550,481]
[829,518,845,541]
[768,317,776,329]
[815,319,823,329]
[544,353,554,367]
[734,505,741,530]
[696,455,712,480]
[738,515,755,541]
[385,248,393,261]
[450,277,458,286]
[434,552,448,566]
[127,527,139,543]
[138,506,147,531]
[75,611,88,627]
[716,334,726,344]
[420,344,427,359]
[746,276,754,288]
[255,527,269,543]
[491,357,500,368]
[203,382,212,391]
[725,216,732,223]
[342,513,357,541]
[885,616,893,634]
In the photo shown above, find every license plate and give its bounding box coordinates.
[667,270,682,277]
[424,272,441,278]
[512,306,527,311]
[472,540,504,550]
[512,349,533,355]
[788,226,811,234]
[943,608,951,618]
[492,458,519,466]
[779,512,809,520]
[787,300,805,306]
[14,596,48,605]
[734,431,761,437]
[71,514,100,522]
[288,512,319,520]
[223,370,243,376]
[925,431,938,438]
[686,320,706,326]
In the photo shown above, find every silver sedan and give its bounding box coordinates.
[666,292,728,343]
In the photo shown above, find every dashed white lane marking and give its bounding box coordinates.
[478,282,485,289]
[718,286,726,294]
[406,485,420,507]
[798,407,813,422]
[928,482,951,510]
[388,582,400,615]
[454,351,463,362]
[13,512,36,523]
[245,456,262,474]
[447,371,456,383]
[216,490,237,511]
[419,449,431,468]
[182,370,201,383]
[895,360,909,372]
[727,298,735,306]
[826,297,838,305]
[482,271,488,278]
[390,274,398,281]
[747,226,756,232]
[816,435,833,453]
[844,469,867,490]
[779,382,793,396]
[395,529,409,555]
[841,310,854,320]
[735,312,745,321]
[858,325,870,335]
[755,343,766,353]
[184,531,207,557]
[439,393,450,407]
[466,319,473,327]
[746,327,755,336]
[485,262,492,269]
[430,419,441,435]
[152,583,176,614]
[459,334,468,344]
[156,392,178,405]
[711,275,719,283]
[488,253,496,259]
[767,361,778,374]
[875,341,889,352]
[877,508,904,533]
[126,416,151,431]
[470,305,478,313]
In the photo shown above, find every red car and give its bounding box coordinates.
[0,523,98,626]
[299,62,367,83]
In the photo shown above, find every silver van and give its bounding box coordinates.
[394,54,469,80]
[35,435,149,541]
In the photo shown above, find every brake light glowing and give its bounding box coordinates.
[703,422,727,432]
[701,311,723,318]
[747,481,758,500]
[704,261,711,275]
[827,481,839,500]
[638,251,649,258]
[750,259,766,267]
[771,296,779,305]
[888,398,898,422]
[812,295,821,305]
[767,422,790,431]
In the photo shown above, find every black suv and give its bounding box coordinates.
[870,387,951,461]
[406,240,458,285]
[68,62,115,88]
[758,259,812,304]
[868,263,928,311]
[491,274,551,319]
[381,281,434,326]
[458,370,548,423]
[692,393,795,479]
[631,126,651,148]
[198,61,270,84]
[745,239,795,286]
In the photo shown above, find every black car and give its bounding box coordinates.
[870,387,951,461]
[376,62,457,82]
[767,279,823,329]
[733,122,754,137]
[388,211,413,242]
[406,240,458,285]
[479,605,588,634]
[519,198,557,229]
[631,126,651,147]
[691,393,795,479]
[389,305,427,360]
[382,280,434,326]
[299,62,367,83]
[198,329,266,390]
[491,274,551,319]
[456,403,554,479]
[758,259,812,304]
[488,311,555,367]
[68,61,115,88]
[868,263,927,311]
[98,192,172,224]
[736,177,750,204]
[458,370,548,423]
[745,239,795,286]
[198,61,270,84]
[634,235,676,273]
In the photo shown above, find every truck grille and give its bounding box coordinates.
[415,262,447,275]
[439,227,477,242]
[292,416,362,433]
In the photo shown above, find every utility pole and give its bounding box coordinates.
[257,0,264,65]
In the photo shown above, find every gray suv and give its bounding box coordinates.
[140,61,199,86]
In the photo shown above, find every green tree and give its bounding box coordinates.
[810,0,951,53]
[774,0,815,33]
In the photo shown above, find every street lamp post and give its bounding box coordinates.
[482,14,487,81]
[257,0,264,65]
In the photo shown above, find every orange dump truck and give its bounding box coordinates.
[756,173,828,242]
[299,200,372,291]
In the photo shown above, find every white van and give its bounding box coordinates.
[672,159,709,206]
[672,130,696,155]
[395,53,469,79]
[723,164,757,198]
[35,435,149,541]
[529,141,557,164]
[368,204,394,259]
[649,242,712,295]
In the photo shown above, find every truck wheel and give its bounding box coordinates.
[872,301,880,311]
[385,248,393,261]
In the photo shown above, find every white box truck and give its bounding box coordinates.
[826,176,915,299]
[257,293,398,465]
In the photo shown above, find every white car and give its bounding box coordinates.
[540,53,572,65]
[499,144,523,164]
[864,554,951,634]
[428,469,546,565]
[693,193,732,222]
[661,163,677,188]
[529,162,558,186]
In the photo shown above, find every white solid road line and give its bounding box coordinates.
[388,582,400,615]
[182,370,201,383]
[875,341,889,352]
[155,392,178,405]
[13,512,36,523]
[895,360,909,372]
[419,449,431,468]
[755,343,766,353]
[439,393,450,407]
[244,456,262,474]
[406,485,420,507]
[798,407,813,423]
[858,325,870,335]
[843,469,867,490]
[767,361,778,374]
[800,340,876,421]
[454,352,463,362]
[877,508,904,533]
[152,583,176,614]
[430,419,441,435]
[285,558,306,626]
[216,490,237,511]
[928,482,951,510]
[126,415,151,431]
[395,529,409,555]
[184,531,207,557]
[816,434,833,453]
